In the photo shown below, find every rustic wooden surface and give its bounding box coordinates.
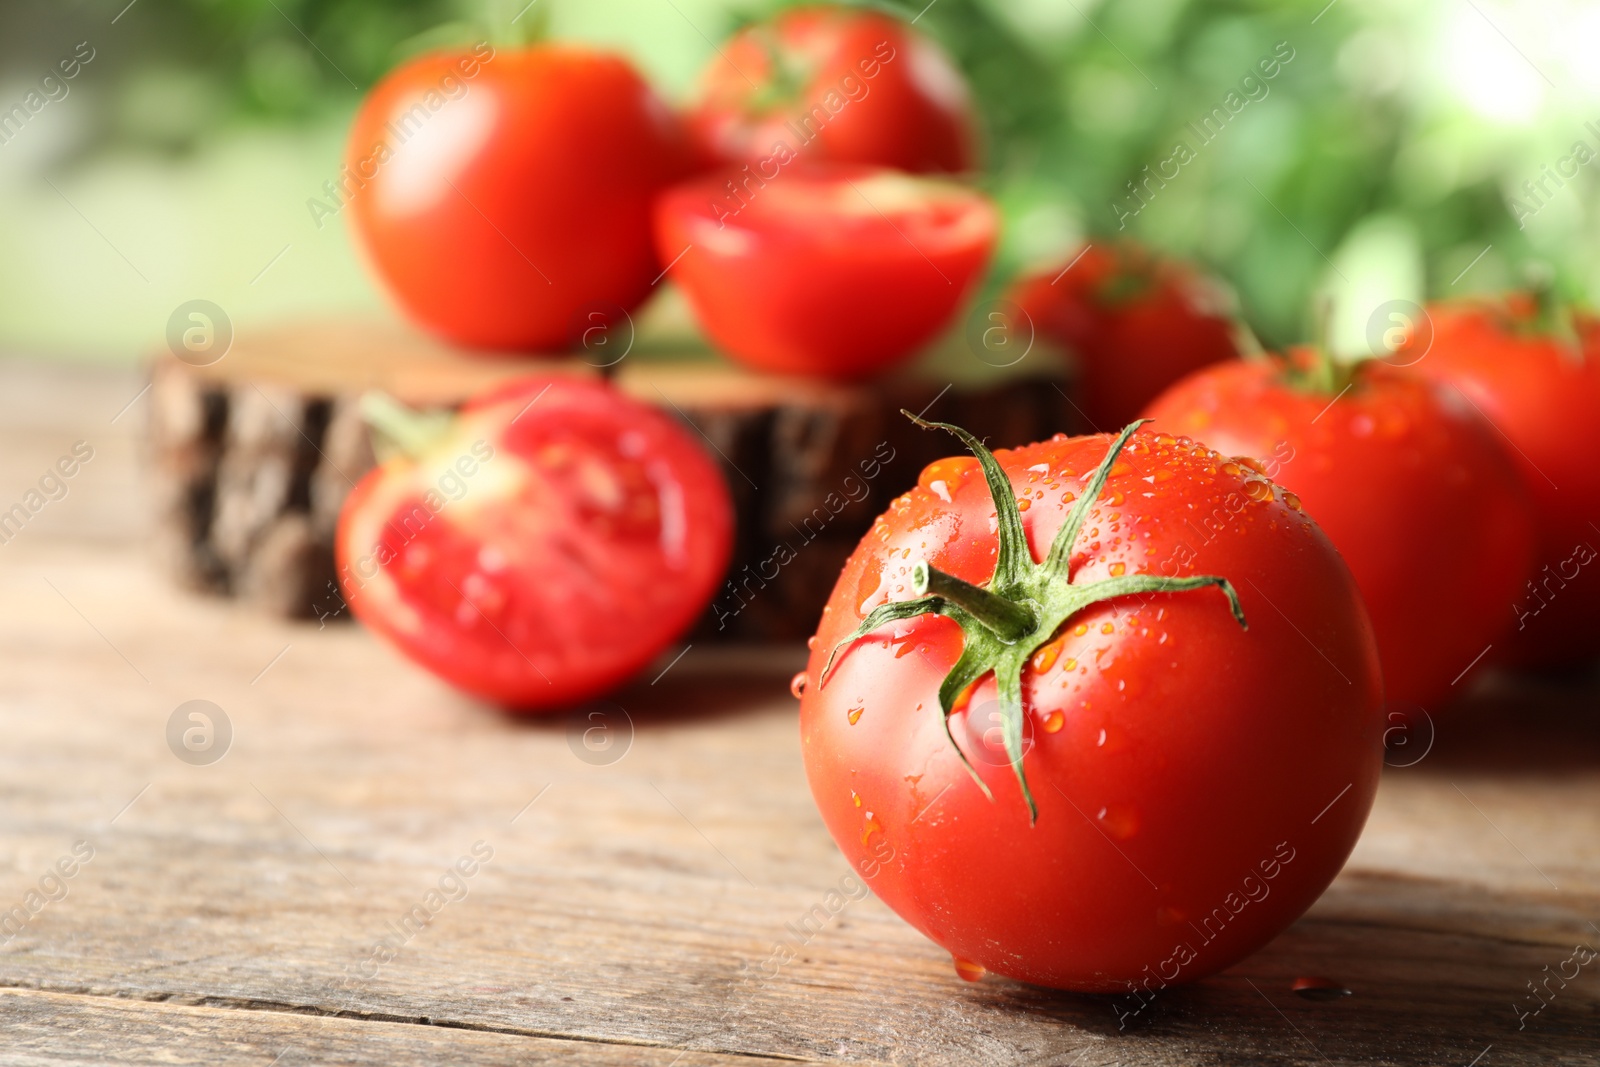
[2,358,1599,1065]
[142,318,1079,640]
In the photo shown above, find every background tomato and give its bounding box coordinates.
[1403,297,1600,667]
[798,419,1383,992]
[337,377,733,710]
[686,6,977,175]
[1145,355,1537,711]
[346,46,693,352]
[1010,242,1240,430]
[655,165,996,379]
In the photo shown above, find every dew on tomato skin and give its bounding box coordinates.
[1073,623,1089,637]
[1062,658,1077,672]
[1233,455,1267,475]
[1097,805,1140,839]
[953,957,987,982]
[1109,562,1126,577]
[1043,710,1065,733]
[851,791,862,808]
[860,813,881,844]
[1283,492,1303,511]
[1100,622,1115,635]
[847,705,864,725]
[1031,637,1064,673]
[1018,498,1032,512]
[790,672,809,700]
[807,635,818,651]
[1243,480,1273,502]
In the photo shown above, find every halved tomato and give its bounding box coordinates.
[655,164,996,379]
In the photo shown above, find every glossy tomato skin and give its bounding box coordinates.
[1145,357,1537,710]
[1010,243,1239,429]
[655,165,996,379]
[1403,300,1600,667]
[800,432,1383,992]
[336,377,732,710]
[687,7,976,174]
[346,46,693,352]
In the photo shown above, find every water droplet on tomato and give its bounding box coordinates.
[1233,454,1267,475]
[953,957,987,982]
[1109,562,1126,577]
[1097,805,1139,839]
[1031,638,1062,673]
[789,672,809,700]
[1100,622,1115,635]
[1017,498,1032,512]
[1283,492,1303,511]
[1244,480,1273,502]
[1043,710,1064,733]
[1292,976,1353,1001]
[807,635,818,650]
[847,706,864,725]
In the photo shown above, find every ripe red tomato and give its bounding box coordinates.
[1402,296,1600,667]
[1145,354,1537,711]
[655,165,996,379]
[1010,242,1240,429]
[798,417,1383,992]
[345,45,692,351]
[685,6,977,175]
[336,377,732,710]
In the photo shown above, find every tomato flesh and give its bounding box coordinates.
[656,165,996,379]
[337,377,733,709]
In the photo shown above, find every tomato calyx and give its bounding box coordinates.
[361,392,459,464]
[820,416,1248,823]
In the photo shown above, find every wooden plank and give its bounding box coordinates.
[2,360,1599,1064]
[0,988,811,1065]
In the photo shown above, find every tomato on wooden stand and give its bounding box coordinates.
[797,415,1383,992]
[345,46,693,352]
[686,6,978,175]
[655,165,997,379]
[337,377,733,710]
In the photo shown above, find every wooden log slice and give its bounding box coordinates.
[145,317,1080,642]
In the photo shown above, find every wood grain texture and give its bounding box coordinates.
[2,360,1599,1065]
[142,319,1079,639]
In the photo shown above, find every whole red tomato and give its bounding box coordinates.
[1010,242,1240,429]
[344,45,692,351]
[336,377,732,710]
[1145,354,1537,710]
[686,6,977,174]
[655,165,996,379]
[1402,296,1600,667]
[799,416,1383,992]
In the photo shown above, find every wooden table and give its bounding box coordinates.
[2,360,1598,1065]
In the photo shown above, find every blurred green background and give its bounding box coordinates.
[1,0,1594,361]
